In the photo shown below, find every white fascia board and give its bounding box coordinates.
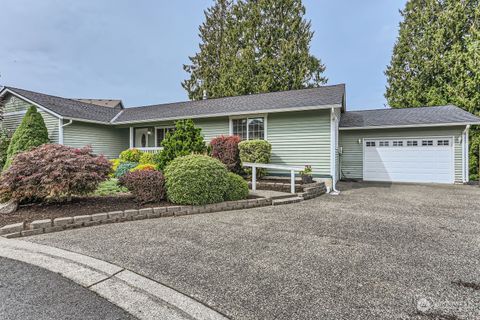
[0,88,63,119]
[112,104,342,125]
[339,122,480,130]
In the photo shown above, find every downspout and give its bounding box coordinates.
[330,107,340,195]
[58,119,73,145]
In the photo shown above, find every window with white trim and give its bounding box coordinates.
[366,141,376,147]
[437,140,449,146]
[393,141,403,147]
[156,127,175,147]
[422,140,433,146]
[407,140,418,147]
[232,117,265,140]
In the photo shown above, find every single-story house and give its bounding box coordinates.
[1,84,479,189]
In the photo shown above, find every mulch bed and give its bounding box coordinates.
[0,194,169,228]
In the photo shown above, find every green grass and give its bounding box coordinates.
[93,178,129,196]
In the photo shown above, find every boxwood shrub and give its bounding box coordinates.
[238,140,272,178]
[164,154,228,205]
[224,172,249,201]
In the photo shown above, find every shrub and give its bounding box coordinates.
[114,161,138,178]
[224,172,249,201]
[130,164,157,172]
[238,140,272,178]
[0,128,12,170]
[164,154,228,205]
[153,119,207,170]
[119,170,166,204]
[139,152,155,165]
[0,144,111,203]
[4,106,49,169]
[210,135,242,173]
[94,178,128,196]
[119,148,142,163]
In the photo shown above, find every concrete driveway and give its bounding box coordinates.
[28,182,480,319]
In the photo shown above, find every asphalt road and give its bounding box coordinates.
[28,182,480,319]
[0,257,136,320]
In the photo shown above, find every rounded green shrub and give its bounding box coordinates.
[139,152,155,165]
[238,140,272,178]
[119,148,142,163]
[130,163,157,172]
[224,172,249,201]
[164,154,228,205]
[114,161,138,178]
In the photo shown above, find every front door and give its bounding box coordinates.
[135,128,149,148]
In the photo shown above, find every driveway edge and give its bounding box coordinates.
[0,237,228,320]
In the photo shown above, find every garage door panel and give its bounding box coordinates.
[363,137,454,184]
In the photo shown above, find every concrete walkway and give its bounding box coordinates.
[17,182,480,319]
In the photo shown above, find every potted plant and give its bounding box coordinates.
[300,165,313,184]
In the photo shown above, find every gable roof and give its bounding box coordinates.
[340,105,480,129]
[113,84,346,124]
[1,87,121,123]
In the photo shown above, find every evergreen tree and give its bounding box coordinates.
[4,105,50,169]
[182,0,233,100]
[385,0,480,178]
[183,0,326,100]
[153,119,207,170]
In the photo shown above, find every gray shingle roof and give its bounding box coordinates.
[340,105,480,129]
[5,87,121,123]
[114,84,346,123]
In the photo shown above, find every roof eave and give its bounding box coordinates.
[339,122,480,130]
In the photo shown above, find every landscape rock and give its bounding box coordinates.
[0,200,18,215]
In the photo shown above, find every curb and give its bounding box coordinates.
[0,182,327,239]
[0,237,228,320]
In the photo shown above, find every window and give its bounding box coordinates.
[422,140,433,146]
[231,117,265,140]
[366,141,376,147]
[379,141,389,147]
[393,141,403,147]
[437,140,449,146]
[407,140,418,147]
[156,127,175,147]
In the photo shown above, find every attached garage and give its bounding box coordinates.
[338,106,480,184]
[363,137,454,183]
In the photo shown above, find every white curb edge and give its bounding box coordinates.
[0,237,228,320]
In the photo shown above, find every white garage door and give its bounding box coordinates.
[363,137,454,184]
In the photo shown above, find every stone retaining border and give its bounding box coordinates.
[0,182,326,239]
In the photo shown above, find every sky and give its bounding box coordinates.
[0,0,406,111]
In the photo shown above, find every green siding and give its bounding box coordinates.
[339,126,466,183]
[267,110,331,176]
[1,94,60,143]
[63,121,129,158]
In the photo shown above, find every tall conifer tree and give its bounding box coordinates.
[385,0,480,178]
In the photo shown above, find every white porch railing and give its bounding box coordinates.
[242,162,304,194]
[137,147,162,154]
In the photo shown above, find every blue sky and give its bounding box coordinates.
[0,0,406,111]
